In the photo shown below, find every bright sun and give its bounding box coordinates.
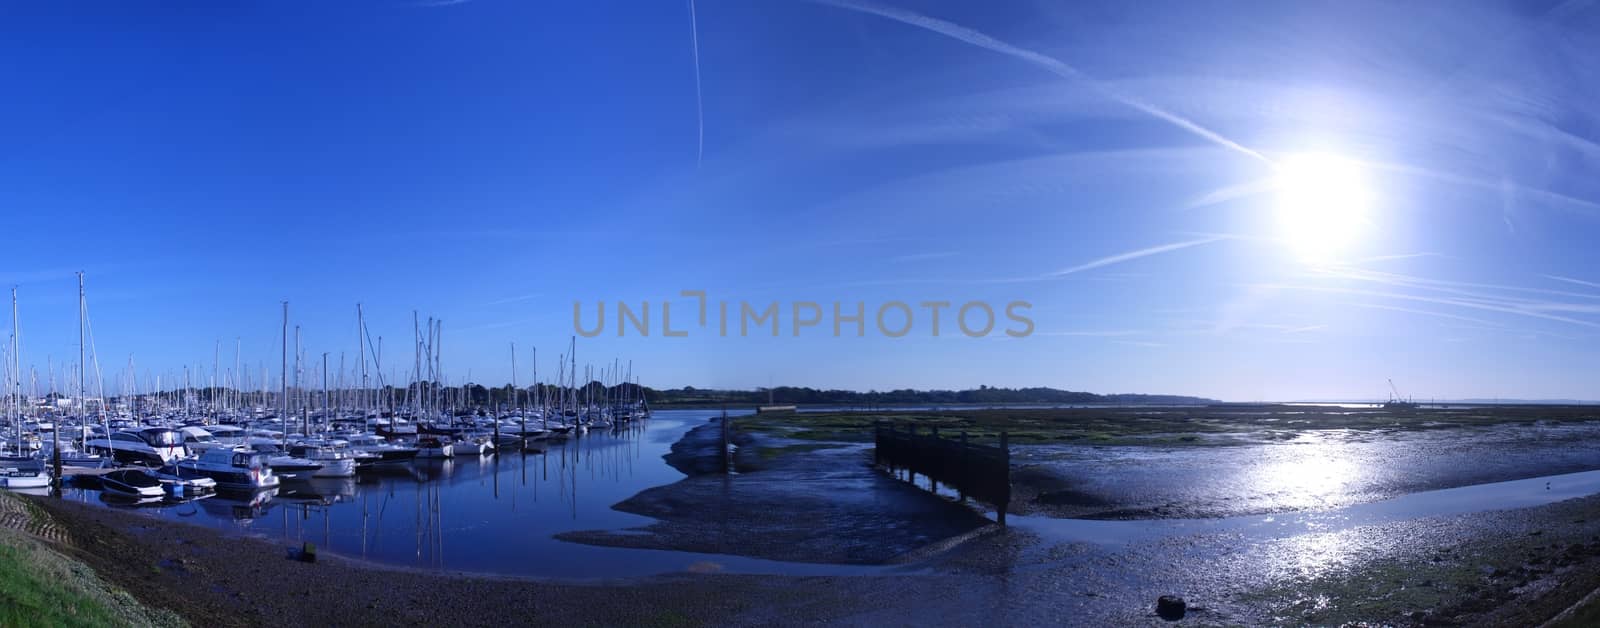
[1274,152,1373,263]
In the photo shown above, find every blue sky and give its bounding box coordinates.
[4,0,1600,401]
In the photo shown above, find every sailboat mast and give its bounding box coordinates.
[79,272,102,462]
[512,341,521,440]
[295,324,304,437]
[435,320,442,417]
[357,303,367,420]
[280,301,288,446]
[13,286,27,459]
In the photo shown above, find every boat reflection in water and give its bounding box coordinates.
[199,488,280,524]
[58,411,718,579]
[278,478,357,505]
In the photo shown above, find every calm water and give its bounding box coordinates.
[62,410,884,579]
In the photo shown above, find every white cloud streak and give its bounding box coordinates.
[688,0,705,166]
[1048,236,1229,277]
[1035,330,1145,337]
[809,0,1269,163]
[889,251,959,264]
[483,293,542,306]
[1256,282,1600,329]
[1546,275,1600,291]
[1341,302,1503,327]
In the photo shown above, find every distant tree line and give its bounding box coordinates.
[95,383,1214,408]
[644,385,1217,406]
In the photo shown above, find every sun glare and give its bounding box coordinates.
[1274,153,1373,263]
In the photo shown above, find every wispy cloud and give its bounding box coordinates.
[1184,179,1274,210]
[1035,330,1145,337]
[1546,275,1600,291]
[1255,281,1600,329]
[1341,302,1503,327]
[1311,266,1600,302]
[1354,252,1447,265]
[1047,236,1229,277]
[1113,340,1167,348]
[1363,159,1600,221]
[809,0,1269,163]
[687,0,705,166]
[455,316,544,332]
[888,251,958,264]
[1081,272,1149,282]
[808,235,1229,290]
[483,293,542,306]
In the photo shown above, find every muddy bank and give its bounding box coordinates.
[21,462,1600,626]
[1225,493,1600,626]
[659,415,755,475]
[24,494,867,627]
[1009,422,1600,519]
[560,419,991,564]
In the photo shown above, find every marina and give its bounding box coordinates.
[53,410,885,579]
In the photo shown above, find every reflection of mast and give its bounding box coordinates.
[361,491,369,558]
[571,438,578,520]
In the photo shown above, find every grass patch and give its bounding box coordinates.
[0,532,135,627]
[757,443,845,461]
[0,492,186,628]
[734,404,1600,446]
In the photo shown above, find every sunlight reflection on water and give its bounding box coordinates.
[1250,435,1368,511]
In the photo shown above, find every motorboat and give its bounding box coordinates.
[342,433,419,465]
[151,471,217,499]
[165,447,280,491]
[0,457,51,489]
[99,469,166,499]
[83,427,187,466]
[286,443,357,478]
[178,425,246,453]
[244,440,323,480]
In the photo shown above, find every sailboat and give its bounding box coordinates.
[1,286,51,490]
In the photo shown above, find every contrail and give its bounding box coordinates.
[688,0,705,166]
[808,0,1270,164]
[1546,275,1600,291]
[1048,236,1229,277]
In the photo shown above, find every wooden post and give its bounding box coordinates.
[875,421,888,468]
[958,431,969,502]
[997,431,1009,526]
[720,404,730,473]
[905,424,916,484]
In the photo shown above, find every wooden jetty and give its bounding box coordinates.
[873,422,1011,525]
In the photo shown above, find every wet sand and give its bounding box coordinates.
[559,420,990,564]
[23,485,1600,626]
[1011,421,1600,519]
